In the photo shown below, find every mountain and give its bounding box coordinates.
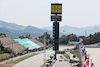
[0,20,65,38]
[0,20,45,38]
[42,25,100,36]
[1,20,100,38]
[77,27,100,36]
[0,28,18,38]
[0,20,25,30]
[42,26,52,30]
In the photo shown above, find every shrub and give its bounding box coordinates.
[0,48,1,53]
[4,47,12,53]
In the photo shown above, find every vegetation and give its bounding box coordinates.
[83,32,100,44]
[73,44,79,50]
[0,41,12,54]
[41,59,50,67]
[59,34,78,44]
[3,54,38,67]
[0,44,4,51]
[4,47,12,53]
[0,33,6,37]
[0,53,9,58]
[0,41,4,53]
[38,32,51,45]
[19,36,26,39]
[19,34,32,39]
[86,43,98,46]
[72,52,80,59]
[62,54,70,59]
[59,32,100,45]
[0,48,1,52]
[38,32,100,45]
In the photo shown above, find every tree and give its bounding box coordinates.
[40,32,50,40]
[0,33,6,37]
[19,34,32,39]
[0,44,4,51]
[26,34,30,38]
[90,34,92,36]
[38,38,44,44]
[0,41,4,53]
[19,36,26,39]
[26,34,32,39]
[4,47,12,53]
[0,48,1,53]
[38,32,50,45]
[59,34,78,44]
[94,33,96,35]
[3,33,6,37]
[49,37,53,44]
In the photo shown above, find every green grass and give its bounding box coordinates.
[85,43,98,46]
[72,52,80,59]
[41,59,50,67]
[0,53,9,58]
[3,54,38,67]
[62,54,70,59]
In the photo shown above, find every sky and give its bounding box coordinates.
[0,0,100,28]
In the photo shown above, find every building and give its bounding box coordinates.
[0,37,27,54]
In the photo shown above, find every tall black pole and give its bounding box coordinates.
[51,3,62,60]
[53,21,59,60]
[54,50,57,60]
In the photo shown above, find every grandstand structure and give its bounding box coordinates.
[14,38,43,50]
[29,38,45,47]
[0,37,45,53]
[0,37,16,45]
[0,37,27,54]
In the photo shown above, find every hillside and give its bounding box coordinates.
[42,25,100,36]
[0,20,64,38]
[0,20,25,30]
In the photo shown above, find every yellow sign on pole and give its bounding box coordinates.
[57,51,65,54]
[51,3,62,14]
